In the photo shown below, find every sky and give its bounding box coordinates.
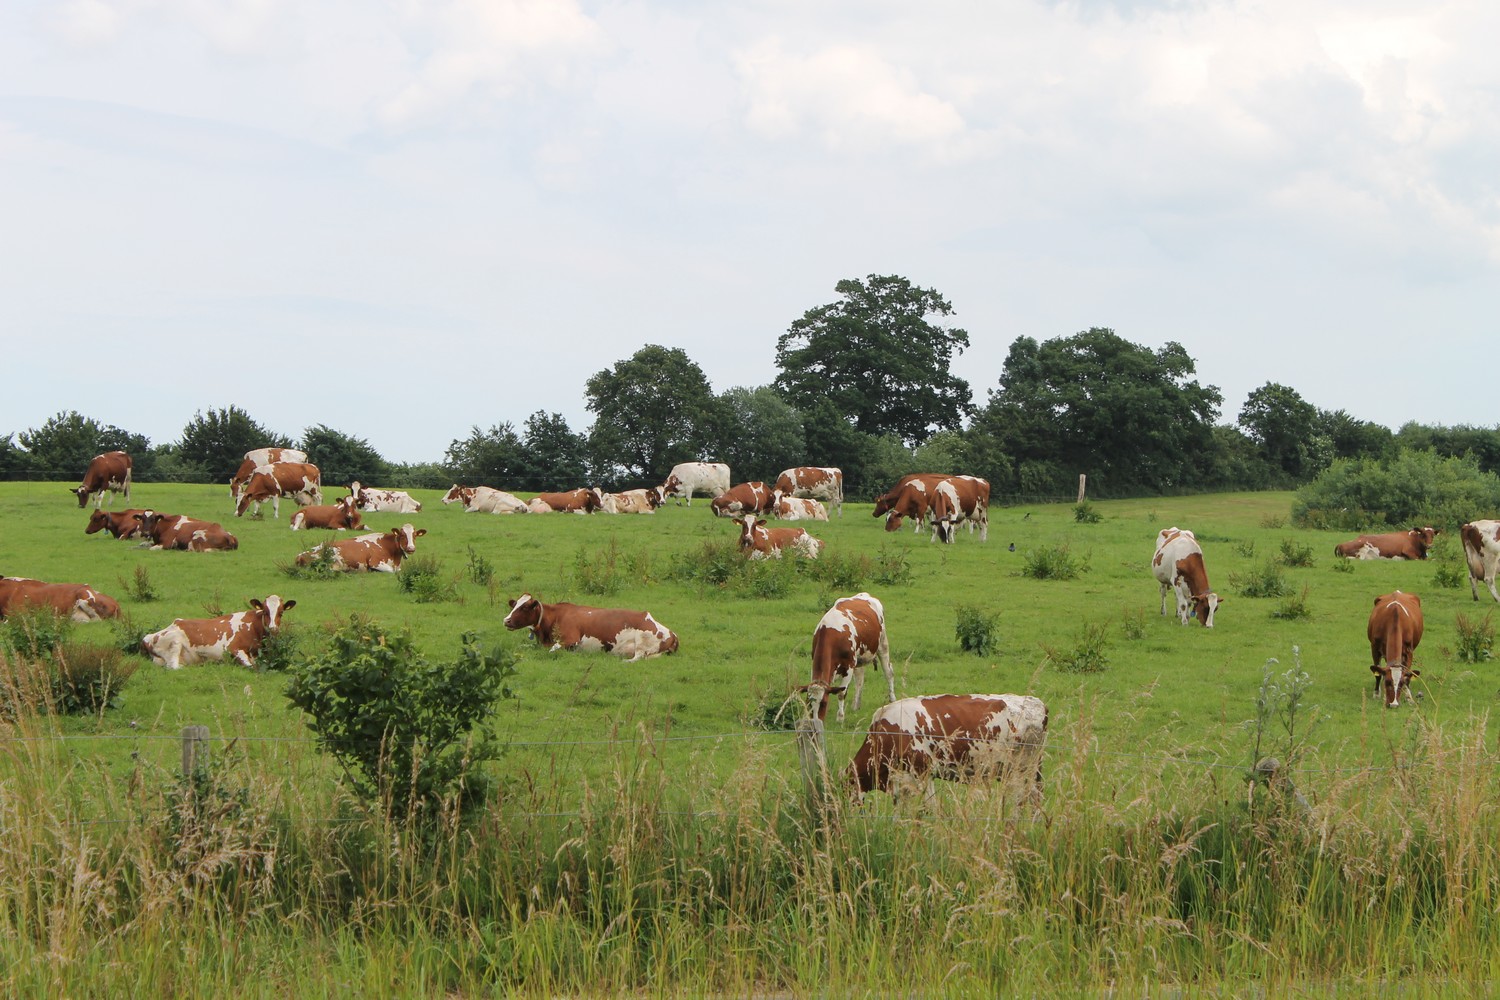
[2,0,1496,464]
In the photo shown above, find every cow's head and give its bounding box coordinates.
[647,486,665,509]
[249,595,296,631]
[1371,661,1419,708]
[84,510,110,534]
[662,474,682,497]
[503,593,541,631]
[736,516,766,551]
[134,510,164,536]
[1190,592,1223,627]
[1410,526,1439,554]
[71,485,93,508]
[393,524,426,554]
[441,484,472,505]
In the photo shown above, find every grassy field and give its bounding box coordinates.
[3,480,1499,995]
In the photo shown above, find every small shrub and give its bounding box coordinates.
[253,626,300,673]
[574,539,623,596]
[1073,502,1101,524]
[1433,562,1466,590]
[808,550,871,592]
[1021,542,1085,581]
[1276,538,1315,568]
[397,555,459,603]
[746,688,804,731]
[1454,612,1494,664]
[1120,606,1148,640]
[871,546,912,587]
[1330,558,1355,575]
[1233,539,1257,559]
[279,543,341,580]
[955,605,999,656]
[120,564,160,602]
[52,642,137,714]
[201,587,225,616]
[743,558,798,599]
[466,545,495,587]
[1043,621,1110,673]
[1260,513,1287,529]
[0,606,73,659]
[670,540,742,589]
[1230,559,1290,598]
[1270,585,1312,620]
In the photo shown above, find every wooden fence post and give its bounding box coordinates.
[796,718,830,817]
[181,724,211,777]
[1077,474,1087,503]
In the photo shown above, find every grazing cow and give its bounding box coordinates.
[930,477,989,543]
[598,488,663,514]
[1333,527,1439,560]
[503,593,679,662]
[0,577,120,622]
[1367,590,1423,708]
[234,462,323,518]
[846,694,1049,806]
[873,474,950,533]
[807,593,894,723]
[230,448,308,498]
[771,492,829,521]
[527,489,602,514]
[441,484,531,514]
[295,524,425,572]
[660,462,731,506]
[775,467,844,517]
[710,482,774,518]
[290,496,365,531]
[348,482,422,513]
[134,511,238,552]
[1460,520,1500,603]
[736,516,822,560]
[84,508,150,540]
[1151,527,1223,627]
[140,595,295,670]
[72,451,132,509]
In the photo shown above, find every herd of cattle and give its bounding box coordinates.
[9,449,1500,803]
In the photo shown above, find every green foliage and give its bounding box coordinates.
[1270,586,1312,620]
[51,642,137,713]
[177,406,293,483]
[667,539,798,598]
[745,687,803,731]
[1119,606,1148,640]
[465,545,495,587]
[1072,501,1101,524]
[710,387,806,485]
[1293,449,1500,530]
[954,605,999,656]
[279,542,342,581]
[0,630,136,718]
[396,556,458,604]
[1453,612,1494,663]
[1238,382,1324,480]
[1330,557,1355,575]
[253,627,301,673]
[16,410,151,479]
[1230,559,1290,598]
[1260,513,1287,529]
[1233,539,1257,558]
[1042,621,1110,673]
[585,345,726,482]
[443,422,525,488]
[1276,538,1315,568]
[1020,542,1085,580]
[120,564,160,603]
[518,411,589,488]
[300,424,391,485]
[870,546,913,587]
[285,616,517,823]
[1247,650,1320,776]
[572,538,653,596]
[1432,561,1465,589]
[806,549,873,592]
[0,606,73,658]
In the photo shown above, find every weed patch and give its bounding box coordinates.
[1042,621,1110,673]
[1021,542,1085,581]
[1454,612,1494,663]
[954,604,999,656]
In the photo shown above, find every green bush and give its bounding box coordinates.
[396,555,459,603]
[1270,586,1312,621]
[279,542,342,580]
[1230,559,1290,598]
[1043,621,1110,673]
[1021,542,1086,581]
[1119,606,1148,640]
[0,606,73,659]
[1433,561,1466,589]
[807,550,872,592]
[1293,449,1500,529]
[120,564,160,603]
[954,605,999,656]
[285,615,517,824]
[52,642,137,713]
[1073,501,1101,524]
[465,545,495,587]
[1454,612,1494,664]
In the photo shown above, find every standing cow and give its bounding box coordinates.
[234,462,323,518]
[710,482,775,518]
[775,467,844,517]
[72,451,133,509]
[1151,527,1222,627]
[930,477,989,543]
[230,448,309,499]
[660,462,731,506]
[807,592,894,723]
[140,595,295,670]
[1460,521,1500,603]
[1368,590,1423,708]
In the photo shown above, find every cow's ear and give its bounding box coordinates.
[1369,664,1383,674]
[507,599,517,609]
[282,600,296,611]
[250,598,265,611]
[415,529,427,537]
[1409,667,1421,676]
[1216,596,1227,605]
[756,519,767,527]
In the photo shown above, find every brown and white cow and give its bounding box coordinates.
[1333,527,1439,560]
[710,482,774,518]
[1460,520,1500,603]
[442,484,531,514]
[0,577,120,622]
[72,451,132,509]
[846,694,1049,806]
[230,448,308,498]
[873,474,950,533]
[134,511,239,552]
[503,593,679,662]
[348,482,422,513]
[1151,527,1222,627]
[235,462,323,518]
[771,492,829,521]
[140,595,295,670]
[660,462,731,506]
[598,488,664,514]
[736,516,822,560]
[807,593,894,723]
[527,489,602,514]
[930,477,989,543]
[295,524,425,572]
[84,508,150,540]
[1367,590,1423,708]
[775,467,844,517]
[290,496,365,531]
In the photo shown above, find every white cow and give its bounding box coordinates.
[349,482,422,513]
[772,492,829,521]
[1461,520,1500,603]
[660,462,730,506]
[441,485,530,514]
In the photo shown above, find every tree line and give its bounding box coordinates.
[4,274,1496,500]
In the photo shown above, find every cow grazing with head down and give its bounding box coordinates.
[1368,590,1423,708]
[775,467,844,517]
[85,508,150,540]
[442,484,531,514]
[290,496,365,531]
[140,595,295,670]
[235,462,323,518]
[736,516,822,560]
[1461,520,1500,603]
[807,593,894,723]
[230,448,308,498]
[0,577,120,622]
[660,462,731,506]
[504,593,679,661]
[710,482,774,518]
[527,489,602,514]
[348,482,422,513]
[72,451,132,509]
[134,511,238,552]
[598,488,663,514]
[1334,527,1439,560]
[846,694,1049,806]
[873,474,950,533]
[930,477,989,543]
[1151,527,1223,627]
[771,492,829,521]
[295,524,425,572]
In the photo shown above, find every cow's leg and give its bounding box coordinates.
[1486,563,1500,603]
[1159,581,1170,616]
[849,665,865,716]
[877,632,895,705]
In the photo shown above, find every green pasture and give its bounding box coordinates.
[4,480,1493,801]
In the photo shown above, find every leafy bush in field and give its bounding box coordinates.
[285,616,517,824]
[669,539,800,598]
[120,564,160,602]
[52,642,136,713]
[1120,606,1148,640]
[1433,561,1466,589]
[1020,542,1085,581]
[396,555,459,603]
[670,539,742,589]
[807,550,872,592]
[870,546,913,586]
[0,606,73,658]
[1293,449,1500,530]
[1276,538,1315,568]
[1073,501,1101,524]
[1454,612,1494,663]
[1233,539,1257,558]
[1043,621,1110,673]
[1271,586,1312,620]
[1230,559,1290,598]
[466,545,495,587]
[954,605,999,656]
[1330,558,1354,575]
[279,542,341,580]
[1260,513,1286,529]
[253,626,300,673]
